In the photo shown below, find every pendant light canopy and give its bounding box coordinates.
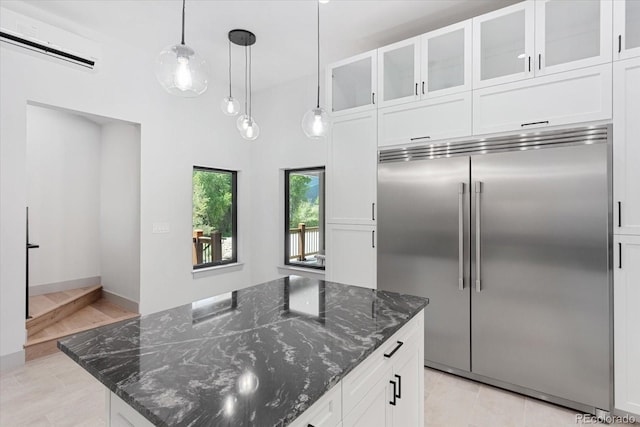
[230,29,259,141]
[155,0,208,97]
[302,1,331,139]
[221,39,240,116]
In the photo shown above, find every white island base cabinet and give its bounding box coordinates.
[105,310,425,427]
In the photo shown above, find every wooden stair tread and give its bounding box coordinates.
[27,285,102,319]
[26,298,138,347]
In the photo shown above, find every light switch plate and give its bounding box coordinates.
[152,222,170,234]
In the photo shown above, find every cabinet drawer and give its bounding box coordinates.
[342,313,422,417]
[378,92,472,147]
[289,383,342,427]
[473,64,612,135]
[108,391,154,427]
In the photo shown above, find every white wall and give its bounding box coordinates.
[26,105,102,287]
[100,121,141,304]
[0,7,252,366]
[249,75,328,284]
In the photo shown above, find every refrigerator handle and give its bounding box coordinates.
[475,181,482,293]
[458,183,465,290]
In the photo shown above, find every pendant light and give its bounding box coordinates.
[221,39,240,116]
[229,30,259,141]
[301,0,331,139]
[155,0,208,97]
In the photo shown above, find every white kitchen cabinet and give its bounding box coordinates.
[614,0,640,60]
[327,111,377,225]
[343,311,424,427]
[614,235,640,417]
[614,57,640,236]
[378,37,420,108]
[421,19,472,98]
[534,0,612,76]
[377,20,472,108]
[328,50,377,116]
[473,63,612,135]
[343,376,392,427]
[472,1,535,89]
[378,91,471,147]
[326,224,376,289]
[107,391,153,427]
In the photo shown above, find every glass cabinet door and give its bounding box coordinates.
[377,37,420,107]
[614,0,640,60]
[472,1,535,89]
[329,50,377,115]
[535,0,612,75]
[421,20,471,98]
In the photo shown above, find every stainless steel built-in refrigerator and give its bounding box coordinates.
[377,125,612,415]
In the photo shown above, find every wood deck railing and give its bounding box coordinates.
[192,230,222,265]
[289,223,320,261]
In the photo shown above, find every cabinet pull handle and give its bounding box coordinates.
[415,83,418,96]
[395,374,402,399]
[538,53,541,70]
[422,81,425,95]
[618,201,622,228]
[528,56,531,72]
[521,121,549,127]
[372,202,376,221]
[372,230,375,248]
[384,341,404,358]
[619,243,622,269]
[619,35,622,54]
[410,136,431,141]
[389,380,397,406]
[372,92,376,104]
[308,425,315,427]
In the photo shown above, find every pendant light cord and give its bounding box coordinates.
[316,0,320,109]
[244,45,248,117]
[228,40,232,97]
[181,0,186,45]
[249,45,253,121]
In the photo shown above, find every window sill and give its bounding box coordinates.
[278,265,326,279]
[192,263,244,278]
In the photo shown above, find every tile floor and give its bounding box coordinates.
[0,352,634,426]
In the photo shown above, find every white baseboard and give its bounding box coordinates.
[29,276,101,296]
[102,290,138,313]
[0,350,25,372]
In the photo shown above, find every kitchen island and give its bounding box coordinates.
[58,276,427,426]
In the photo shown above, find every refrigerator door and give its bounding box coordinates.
[378,156,471,371]
[470,143,610,409]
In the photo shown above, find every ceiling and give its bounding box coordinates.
[3,0,518,92]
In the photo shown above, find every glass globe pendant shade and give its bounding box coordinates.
[236,114,251,131]
[155,44,209,97]
[239,117,260,141]
[302,107,331,139]
[221,96,240,116]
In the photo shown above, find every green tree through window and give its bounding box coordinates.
[192,167,237,267]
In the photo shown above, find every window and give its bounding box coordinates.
[192,167,237,269]
[285,167,325,270]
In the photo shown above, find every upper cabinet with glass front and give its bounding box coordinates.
[614,0,640,60]
[376,21,472,108]
[535,0,612,76]
[328,50,377,116]
[377,37,420,108]
[422,20,472,98]
[473,1,535,89]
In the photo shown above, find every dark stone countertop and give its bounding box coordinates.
[58,276,428,427]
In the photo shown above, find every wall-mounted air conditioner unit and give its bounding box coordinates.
[0,8,101,70]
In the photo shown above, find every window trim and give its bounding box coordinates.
[284,166,325,271]
[192,166,238,270]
